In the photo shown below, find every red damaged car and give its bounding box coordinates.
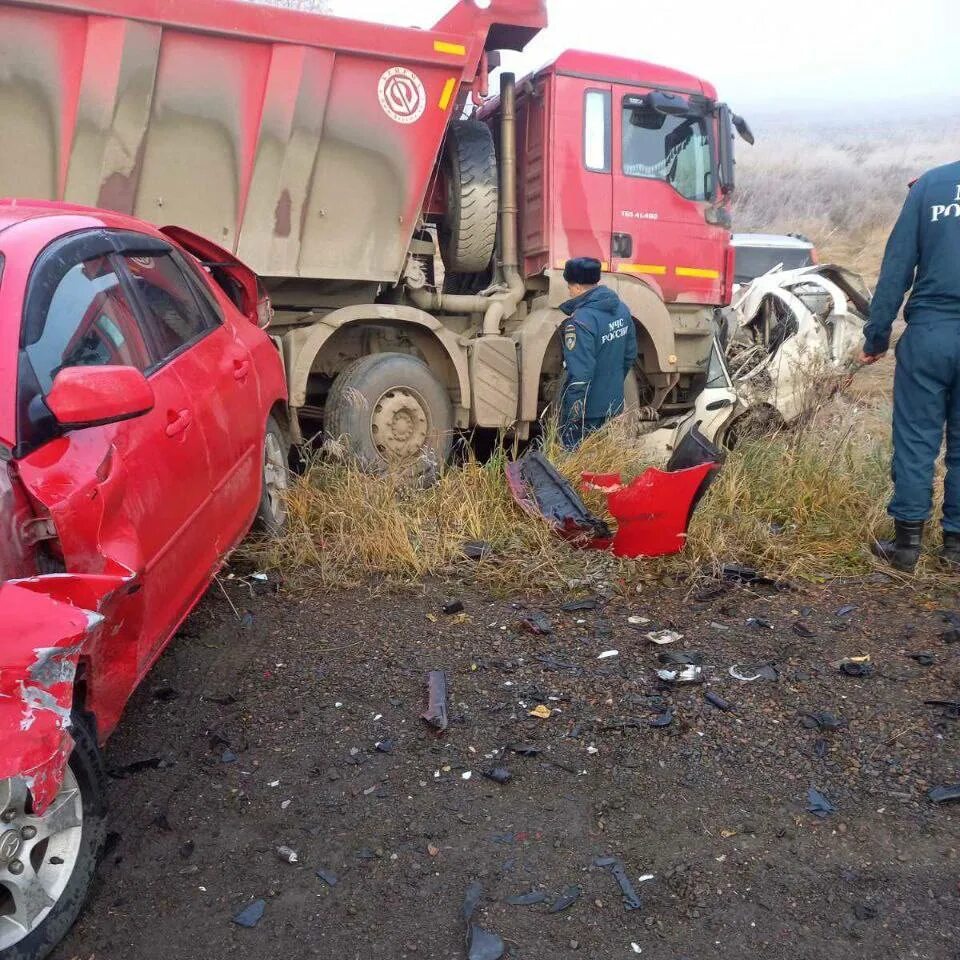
[0,200,289,958]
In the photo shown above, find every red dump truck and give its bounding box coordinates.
[0,0,753,468]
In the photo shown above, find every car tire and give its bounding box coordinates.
[254,414,290,534]
[325,353,454,472]
[0,717,106,960]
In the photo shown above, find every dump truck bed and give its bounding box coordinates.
[0,0,544,282]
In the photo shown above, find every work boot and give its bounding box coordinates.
[941,531,960,567]
[871,520,925,572]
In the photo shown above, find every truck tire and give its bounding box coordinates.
[0,716,107,960]
[254,414,290,534]
[325,353,454,471]
[440,120,499,274]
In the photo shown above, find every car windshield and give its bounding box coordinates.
[622,105,713,201]
[734,246,814,284]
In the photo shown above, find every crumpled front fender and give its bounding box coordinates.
[0,581,99,812]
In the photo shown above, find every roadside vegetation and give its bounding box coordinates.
[255,118,960,589]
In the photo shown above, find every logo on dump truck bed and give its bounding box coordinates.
[378,67,426,124]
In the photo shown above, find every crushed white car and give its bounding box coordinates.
[637,264,871,456]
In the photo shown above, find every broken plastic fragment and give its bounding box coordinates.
[908,652,935,666]
[462,540,493,561]
[806,787,836,818]
[646,629,681,645]
[466,925,505,960]
[928,784,960,804]
[836,604,857,617]
[800,712,846,731]
[316,868,338,887]
[421,671,449,732]
[562,598,599,612]
[528,705,552,719]
[704,691,732,711]
[506,890,548,906]
[728,664,777,682]
[597,650,619,660]
[463,880,484,923]
[628,615,650,625]
[549,885,582,913]
[484,766,512,785]
[648,708,673,728]
[593,856,643,910]
[519,612,553,635]
[233,899,266,928]
[276,845,299,863]
[792,622,815,638]
[507,743,541,757]
[746,617,773,630]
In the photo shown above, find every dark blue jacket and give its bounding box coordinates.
[864,160,960,355]
[559,285,638,421]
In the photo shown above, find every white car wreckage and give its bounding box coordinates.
[637,264,871,457]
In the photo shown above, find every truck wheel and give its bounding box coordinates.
[325,353,454,471]
[0,718,106,960]
[254,414,290,534]
[440,120,499,274]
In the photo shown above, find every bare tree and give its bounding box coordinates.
[239,0,331,11]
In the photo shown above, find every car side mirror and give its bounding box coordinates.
[46,366,154,431]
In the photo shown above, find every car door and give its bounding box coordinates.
[14,229,216,689]
[118,244,262,556]
[675,339,739,446]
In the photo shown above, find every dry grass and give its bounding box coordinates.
[250,402,901,591]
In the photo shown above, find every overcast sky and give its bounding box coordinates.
[328,0,958,113]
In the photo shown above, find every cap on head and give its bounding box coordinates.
[563,257,602,286]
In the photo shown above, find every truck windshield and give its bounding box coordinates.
[622,106,712,202]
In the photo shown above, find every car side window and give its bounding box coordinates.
[121,252,217,365]
[584,89,611,173]
[24,255,151,394]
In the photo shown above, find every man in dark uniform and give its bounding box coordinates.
[558,257,638,449]
[863,160,960,571]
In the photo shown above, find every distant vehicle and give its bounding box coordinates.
[731,233,817,285]
[0,200,288,959]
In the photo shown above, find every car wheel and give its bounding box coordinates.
[254,415,290,534]
[0,718,106,960]
[325,353,454,472]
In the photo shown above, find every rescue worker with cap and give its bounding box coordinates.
[558,257,638,448]
[862,159,960,571]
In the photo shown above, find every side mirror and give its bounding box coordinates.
[46,366,154,431]
[732,113,755,145]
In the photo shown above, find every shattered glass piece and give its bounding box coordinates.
[316,868,338,887]
[806,787,836,817]
[549,885,582,913]
[233,899,266,928]
[656,665,703,684]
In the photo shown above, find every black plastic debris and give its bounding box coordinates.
[466,925,505,960]
[792,622,815,638]
[549,885,582,913]
[806,787,836,817]
[484,766,512,785]
[840,661,873,678]
[463,880,484,923]
[506,743,541,757]
[924,699,960,720]
[908,652,936,666]
[109,757,167,779]
[853,903,878,921]
[443,600,465,615]
[205,692,238,706]
[648,708,674,728]
[421,671,449,732]
[153,684,180,702]
[535,654,580,673]
[928,784,960,804]
[505,450,612,542]
[221,749,238,763]
[720,563,775,586]
[506,890,548,906]
[375,739,394,754]
[836,604,857,617]
[814,738,828,758]
[561,598,599,612]
[800,712,846,731]
[593,857,643,910]
[233,899,266,928]
[746,617,773,630]
[941,628,960,644]
[704,691,732,711]
[462,540,493,561]
[520,611,553,635]
[316,868,338,887]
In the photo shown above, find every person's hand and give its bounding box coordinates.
[859,351,886,365]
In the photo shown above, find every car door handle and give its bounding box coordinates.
[233,358,251,381]
[165,409,192,437]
